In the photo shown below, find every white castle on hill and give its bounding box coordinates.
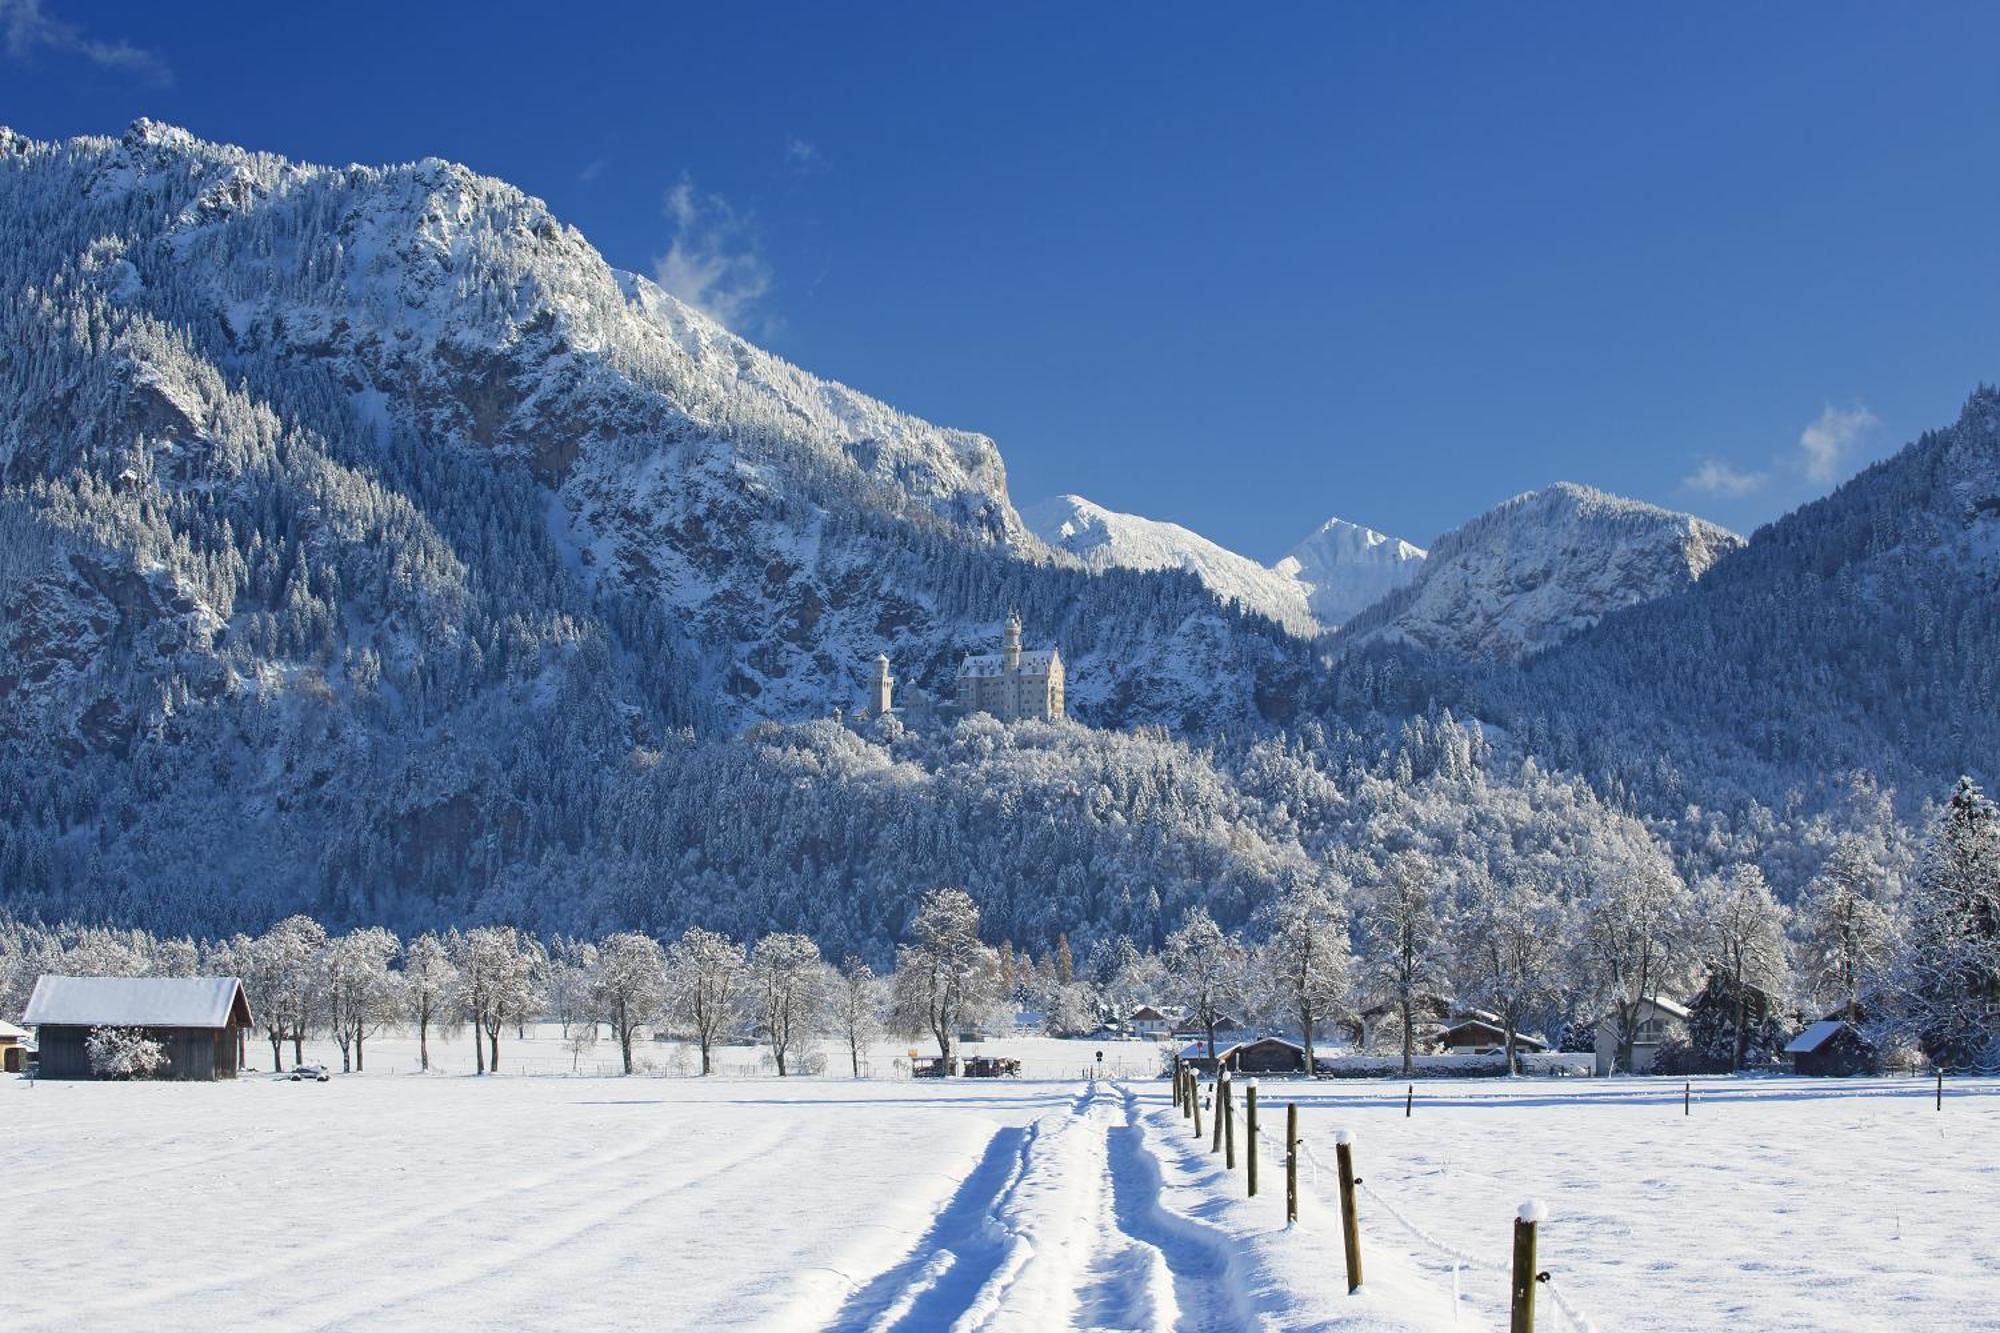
[955,611,1065,722]
[853,611,1065,725]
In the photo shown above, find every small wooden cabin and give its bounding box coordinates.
[1785,1020,1876,1077]
[1435,1016,1549,1056]
[1182,1035,1308,1076]
[22,976,255,1081]
[0,1019,29,1073]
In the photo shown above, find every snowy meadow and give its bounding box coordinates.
[6,1033,1996,1332]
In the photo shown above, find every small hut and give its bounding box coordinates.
[1785,1020,1876,1077]
[1435,1015,1549,1056]
[1182,1035,1308,1076]
[22,976,254,1081]
[0,1019,29,1073]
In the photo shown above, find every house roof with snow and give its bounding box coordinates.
[1437,1018,1549,1051]
[957,648,1061,678]
[1129,1005,1171,1022]
[0,1020,28,1041]
[22,976,253,1030]
[1784,1020,1855,1055]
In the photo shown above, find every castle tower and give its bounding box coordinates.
[870,652,895,716]
[1002,609,1022,673]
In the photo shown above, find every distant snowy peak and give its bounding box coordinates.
[1272,517,1428,628]
[1337,482,1745,662]
[1024,495,1317,635]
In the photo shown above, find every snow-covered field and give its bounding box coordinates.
[6,1034,1996,1331]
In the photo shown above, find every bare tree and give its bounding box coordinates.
[890,887,1002,1068]
[834,955,882,1076]
[666,926,747,1075]
[402,931,458,1072]
[751,932,829,1076]
[249,915,326,1072]
[594,932,668,1074]
[1697,864,1791,1070]
[454,927,544,1074]
[1796,837,1898,1021]
[1163,907,1244,1063]
[1258,878,1351,1075]
[1452,867,1565,1074]
[1578,856,1693,1074]
[1355,851,1450,1075]
[324,927,399,1073]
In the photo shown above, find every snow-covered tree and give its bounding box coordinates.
[1451,867,1565,1074]
[1355,851,1450,1075]
[1897,777,2000,1064]
[86,1026,168,1080]
[890,887,1001,1067]
[324,926,400,1073]
[834,955,882,1077]
[1795,836,1899,1022]
[1694,864,1791,1070]
[593,932,668,1075]
[249,914,327,1071]
[665,926,747,1076]
[402,931,458,1072]
[1256,878,1350,1074]
[1576,854,1692,1074]
[750,932,829,1076]
[453,926,544,1074]
[1162,906,1243,1062]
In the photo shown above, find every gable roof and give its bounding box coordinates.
[22,976,253,1029]
[1437,1018,1550,1051]
[0,1020,28,1040]
[957,648,1061,678]
[1784,1020,1858,1055]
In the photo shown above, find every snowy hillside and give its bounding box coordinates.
[1271,516,1427,628]
[1024,495,1318,635]
[1336,482,1743,661]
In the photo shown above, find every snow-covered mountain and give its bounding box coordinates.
[1336,482,1744,661]
[1024,495,1318,635]
[1272,518,1427,628]
[1025,494,1426,634]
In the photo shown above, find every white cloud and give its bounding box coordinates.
[1796,403,1879,484]
[1682,458,1767,499]
[652,176,772,332]
[577,158,607,185]
[0,0,170,84]
[784,136,824,176]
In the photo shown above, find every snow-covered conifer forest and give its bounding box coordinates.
[0,121,1997,1066]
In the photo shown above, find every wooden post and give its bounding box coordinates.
[1224,1074,1237,1170]
[1510,1202,1544,1333]
[1191,1071,1204,1140]
[1212,1074,1225,1154]
[1405,1083,1413,1118]
[1684,1081,1690,1116]
[1285,1102,1299,1225]
[1246,1081,1259,1196]
[1335,1131,1363,1293]
[1937,1066,1944,1111]
[1174,1057,1184,1114]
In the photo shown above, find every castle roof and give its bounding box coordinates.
[958,648,1060,678]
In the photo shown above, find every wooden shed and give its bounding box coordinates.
[1436,1016,1549,1056]
[22,976,254,1081]
[1784,1019,1876,1077]
[0,1019,29,1073]
[1182,1035,1309,1076]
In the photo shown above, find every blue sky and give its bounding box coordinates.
[5,3,1998,557]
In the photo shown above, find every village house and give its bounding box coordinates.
[22,976,255,1081]
[1785,1019,1877,1076]
[1127,1005,1176,1039]
[0,1019,29,1073]
[1594,995,1691,1075]
[1435,1011,1550,1057]
[1179,1035,1307,1076]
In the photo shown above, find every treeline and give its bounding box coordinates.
[8,775,1994,1075]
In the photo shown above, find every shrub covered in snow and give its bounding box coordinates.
[86,1026,169,1079]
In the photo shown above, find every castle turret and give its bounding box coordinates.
[870,652,895,716]
[1002,609,1022,673]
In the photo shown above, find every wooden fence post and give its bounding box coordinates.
[1335,1129,1363,1293]
[1937,1066,1944,1111]
[1510,1200,1545,1333]
[1405,1083,1413,1118]
[1684,1081,1690,1117]
[1191,1071,1204,1139]
[1224,1073,1237,1170]
[1173,1056,1184,1114]
[1245,1081,1259,1196]
[1212,1073,1225,1154]
[1285,1102,1299,1225]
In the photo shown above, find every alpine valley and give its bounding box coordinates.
[1,123,1994,952]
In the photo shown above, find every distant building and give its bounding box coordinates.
[1436,1013,1549,1056]
[1179,1035,1307,1075]
[0,1019,28,1074]
[956,611,1064,723]
[1593,995,1690,1075]
[1785,1019,1877,1077]
[22,976,255,1081]
[1128,1005,1176,1039]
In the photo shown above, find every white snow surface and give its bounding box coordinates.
[1026,495,1427,635]
[7,1031,1999,1332]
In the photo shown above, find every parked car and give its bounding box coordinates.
[283,1064,331,1082]
[963,1056,1022,1078]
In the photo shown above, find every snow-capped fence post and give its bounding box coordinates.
[1245,1080,1259,1196]
[1285,1103,1299,1224]
[1937,1066,1944,1111]
[1192,1073,1204,1140]
[1216,1072,1232,1160]
[1510,1200,1545,1333]
[1174,1056,1185,1114]
[1335,1129,1363,1293]
[1212,1074,1226,1155]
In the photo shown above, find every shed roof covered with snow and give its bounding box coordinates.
[1784,1020,1848,1055]
[23,976,253,1030]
